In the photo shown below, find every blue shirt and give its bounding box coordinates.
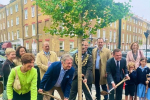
[96,49,101,69]
[139,66,148,72]
[55,65,67,87]
[44,51,50,55]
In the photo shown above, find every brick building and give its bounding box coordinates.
[0,0,150,55]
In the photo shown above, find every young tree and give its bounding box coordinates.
[35,0,131,99]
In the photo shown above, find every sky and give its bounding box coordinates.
[0,0,150,21]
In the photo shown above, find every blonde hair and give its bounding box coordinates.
[130,42,139,50]
[127,62,135,71]
[5,48,15,55]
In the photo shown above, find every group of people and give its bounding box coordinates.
[1,38,150,100]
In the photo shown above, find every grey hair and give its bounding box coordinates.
[61,54,73,62]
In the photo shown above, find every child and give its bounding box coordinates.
[136,58,150,100]
[125,62,137,100]
[146,74,150,100]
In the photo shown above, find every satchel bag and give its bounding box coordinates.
[13,68,21,90]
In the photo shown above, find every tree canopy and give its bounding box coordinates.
[35,0,131,38]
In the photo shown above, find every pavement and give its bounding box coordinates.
[0,63,150,100]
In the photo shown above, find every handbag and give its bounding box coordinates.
[13,68,21,90]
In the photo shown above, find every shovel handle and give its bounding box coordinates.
[116,78,128,87]
[40,92,62,100]
[83,82,90,92]
[109,78,129,93]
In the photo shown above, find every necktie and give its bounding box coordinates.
[116,61,120,83]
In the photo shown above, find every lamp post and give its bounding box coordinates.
[118,19,122,49]
[144,30,150,58]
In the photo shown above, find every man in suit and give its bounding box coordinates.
[69,42,93,100]
[36,41,58,100]
[82,40,93,89]
[38,54,75,100]
[92,38,111,100]
[106,49,130,100]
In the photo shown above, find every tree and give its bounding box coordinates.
[35,0,131,99]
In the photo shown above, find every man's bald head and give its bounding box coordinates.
[42,41,50,52]
[82,41,89,51]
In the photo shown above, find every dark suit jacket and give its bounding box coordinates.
[106,57,128,84]
[2,59,15,87]
[72,53,93,84]
[39,61,75,98]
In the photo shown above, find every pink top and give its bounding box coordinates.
[126,50,144,69]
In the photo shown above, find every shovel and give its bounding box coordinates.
[101,78,129,95]
[39,92,62,100]
[82,78,93,100]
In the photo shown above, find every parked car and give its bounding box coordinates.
[0,50,5,56]
[69,47,95,56]
[0,55,6,65]
[143,52,150,63]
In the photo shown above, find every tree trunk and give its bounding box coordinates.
[78,36,82,100]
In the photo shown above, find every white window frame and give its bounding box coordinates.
[123,24,125,29]
[32,24,35,36]
[129,35,131,43]
[6,9,9,16]
[10,7,13,14]
[25,26,28,37]
[7,21,9,28]
[103,30,106,41]
[122,34,124,42]
[1,34,3,42]
[109,31,112,42]
[110,23,112,27]
[24,0,27,4]
[3,13,4,18]
[126,34,128,43]
[136,20,137,24]
[133,36,134,42]
[127,25,129,30]
[3,23,5,29]
[114,32,116,42]
[133,27,135,32]
[16,17,19,25]
[97,29,100,38]
[25,9,28,19]
[130,26,131,31]
[136,28,137,33]
[130,18,132,22]
[139,29,140,33]
[12,31,14,40]
[70,42,74,50]
[59,41,64,51]
[114,21,116,28]
[15,4,18,12]
[31,6,35,17]
[4,34,6,41]
[17,30,19,39]
[26,43,29,50]
[11,19,13,26]
[8,32,10,40]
